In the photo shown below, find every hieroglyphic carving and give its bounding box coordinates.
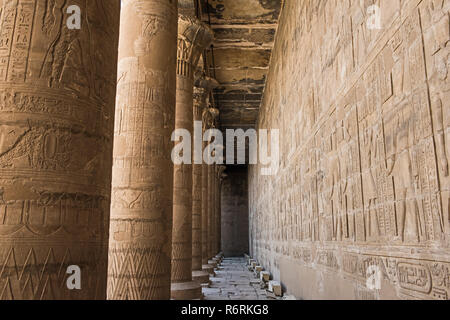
[248,0,450,300]
[207,162,215,259]
[420,0,450,237]
[170,14,213,300]
[107,0,177,300]
[192,75,218,285]
[213,165,226,256]
[0,0,120,300]
[201,104,219,276]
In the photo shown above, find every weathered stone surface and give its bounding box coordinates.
[213,166,226,255]
[207,163,216,259]
[108,0,177,300]
[0,0,120,300]
[192,76,218,285]
[171,14,213,301]
[200,0,282,134]
[202,107,218,274]
[3,0,447,303]
[203,257,280,300]
[268,281,282,297]
[249,0,450,300]
[260,271,271,282]
[222,167,249,257]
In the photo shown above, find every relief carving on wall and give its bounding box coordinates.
[249,0,450,300]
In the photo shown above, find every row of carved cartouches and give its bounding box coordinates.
[262,245,450,299]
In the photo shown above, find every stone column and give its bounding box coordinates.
[215,166,227,257]
[0,0,120,300]
[171,15,213,300]
[207,163,216,265]
[192,77,218,284]
[213,167,219,257]
[108,0,177,300]
[202,108,216,275]
[219,170,228,256]
[206,108,219,267]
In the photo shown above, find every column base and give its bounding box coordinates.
[192,270,210,284]
[208,259,218,268]
[171,280,202,300]
[215,254,223,263]
[202,264,215,275]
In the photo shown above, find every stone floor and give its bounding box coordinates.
[202,257,279,300]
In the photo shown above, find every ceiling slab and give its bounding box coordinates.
[200,0,282,131]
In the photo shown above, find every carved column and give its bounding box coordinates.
[219,169,228,256]
[0,0,120,300]
[208,163,216,263]
[171,15,213,300]
[208,164,218,268]
[214,166,226,258]
[206,108,219,268]
[202,108,216,275]
[108,0,177,300]
[213,167,219,257]
[192,77,218,284]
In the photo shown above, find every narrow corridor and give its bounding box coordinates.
[202,257,280,301]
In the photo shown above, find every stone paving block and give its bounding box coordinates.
[268,281,282,297]
[266,291,277,299]
[204,295,230,300]
[202,288,221,295]
[260,271,271,282]
[229,280,252,285]
[257,289,268,295]
[202,258,282,301]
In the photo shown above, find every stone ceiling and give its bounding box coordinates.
[199,0,283,131]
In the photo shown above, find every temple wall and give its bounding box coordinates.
[249,0,450,300]
[222,166,249,257]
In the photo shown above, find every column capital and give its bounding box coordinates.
[202,107,220,130]
[194,76,219,112]
[208,107,220,120]
[196,76,220,92]
[177,15,214,78]
[220,173,228,182]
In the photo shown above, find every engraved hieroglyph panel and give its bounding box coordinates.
[0,0,120,300]
[107,0,178,300]
[170,15,213,300]
[249,0,450,300]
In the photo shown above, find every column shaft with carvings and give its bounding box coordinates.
[215,166,226,257]
[216,167,220,256]
[202,109,215,274]
[108,0,177,300]
[192,76,217,284]
[208,163,217,264]
[0,0,120,300]
[206,109,220,267]
[171,15,213,300]
[192,87,207,284]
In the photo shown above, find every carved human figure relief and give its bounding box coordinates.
[386,105,421,243]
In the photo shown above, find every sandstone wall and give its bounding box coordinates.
[222,166,249,257]
[249,0,450,300]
